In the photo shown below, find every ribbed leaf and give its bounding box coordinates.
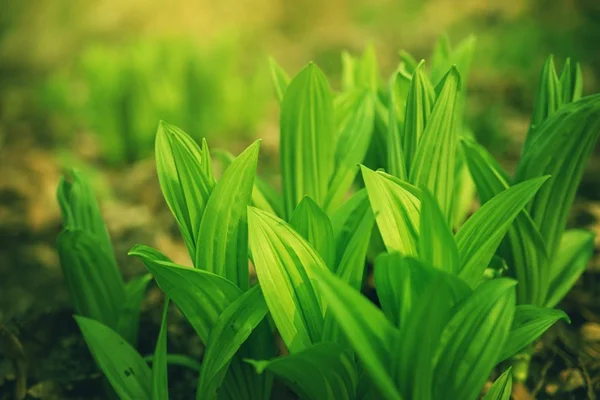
[130,246,241,344]
[57,229,125,331]
[374,254,470,328]
[197,285,269,399]
[153,300,169,400]
[546,229,595,307]
[433,279,516,400]
[280,63,335,219]
[483,368,512,400]
[461,138,549,304]
[410,67,461,221]
[290,196,335,268]
[248,343,358,400]
[324,89,375,213]
[269,57,290,103]
[195,140,260,290]
[402,61,435,172]
[155,121,213,258]
[456,176,549,287]
[312,266,403,400]
[418,190,460,274]
[361,166,420,256]
[498,305,569,362]
[516,94,600,258]
[201,138,216,187]
[392,262,469,400]
[248,207,326,353]
[75,316,152,399]
[387,71,409,180]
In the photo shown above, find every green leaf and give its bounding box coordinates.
[387,71,409,180]
[433,279,516,400]
[409,67,461,221]
[153,299,169,400]
[144,354,202,372]
[545,229,595,307]
[456,176,549,286]
[248,207,326,353]
[130,246,241,344]
[330,190,374,290]
[498,305,569,362]
[155,121,213,258]
[418,190,460,274]
[247,343,357,400]
[201,138,216,187]
[374,254,470,328]
[197,285,269,399]
[402,61,435,172]
[324,89,375,213]
[361,166,420,256]
[429,34,452,85]
[75,316,152,399]
[461,138,549,304]
[311,265,403,400]
[280,63,335,219]
[341,51,357,91]
[117,274,152,345]
[195,140,260,290]
[57,229,125,331]
[392,263,469,400]
[357,44,379,92]
[516,94,600,258]
[269,57,290,103]
[57,170,112,252]
[290,196,335,268]
[482,368,512,400]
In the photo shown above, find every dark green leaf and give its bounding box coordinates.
[290,196,335,268]
[153,299,169,400]
[482,368,512,400]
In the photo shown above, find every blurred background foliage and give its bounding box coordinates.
[1,0,599,164]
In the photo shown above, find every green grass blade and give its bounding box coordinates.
[456,176,549,287]
[290,196,335,268]
[482,368,512,400]
[409,67,461,221]
[545,229,595,307]
[361,166,420,256]
[75,316,152,399]
[197,285,269,399]
[280,63,335,219]
[248,207,326,353]
[498,305,569,362]
[311,265,403,400]
[247,343,358,400]
[155,121,214,258]
[195,140,260,289]
[433,279,517,400]
[153,299,169,400]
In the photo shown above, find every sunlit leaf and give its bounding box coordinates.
[290,196,335,268]
[482,368,512,400]
[545,229,595,307]
[433,279,516,400]
[248,207,326,353]
[280,63,335,218]
[410,67,460,221]
[456,176,549,286]
[361,166,420,256]
[248,343,358,400]
[498,305,569,362]
[195,140,260,290]
[155,121,213,258]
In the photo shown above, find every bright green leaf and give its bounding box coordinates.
[290,196,335,268]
